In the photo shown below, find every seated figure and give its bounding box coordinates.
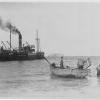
[66,65,70,69]
[51,63,56,67]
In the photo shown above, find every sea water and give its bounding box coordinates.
[0,56,100,99]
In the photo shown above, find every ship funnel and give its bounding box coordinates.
[10,26,22,52]
[11,27,22,52]
[19,33,22,52]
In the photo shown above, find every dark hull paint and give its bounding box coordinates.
[0,52,44,61]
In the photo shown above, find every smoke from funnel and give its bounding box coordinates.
[0,17,3,29]
[0,17,8,31]
[6,22,14,32]
[0,17,20,34]
[0,17,22,51]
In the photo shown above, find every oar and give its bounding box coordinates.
[44,57,51,65]
[85,65,91,69]
[84,61,92,69]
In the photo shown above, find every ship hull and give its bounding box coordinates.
[0,56,44,61]
[0,52,44,61]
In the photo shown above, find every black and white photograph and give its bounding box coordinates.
[0,0,100,99]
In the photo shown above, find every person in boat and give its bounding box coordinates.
[84,58,92,69]
[96,64,100,70]
[60,56,64,68]
[77,57,91,69]
[77,58,85,69]
[51,63,56,67]
[66,65,70,69]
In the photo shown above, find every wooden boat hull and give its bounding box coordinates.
[50,65,89,78]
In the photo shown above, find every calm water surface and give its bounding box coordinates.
[0,57,100,98]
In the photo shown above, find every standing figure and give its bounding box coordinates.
[60,56,64,68]
[77,58,85,69]
[96,64,100,76]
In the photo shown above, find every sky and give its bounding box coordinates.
[0,2,100,56]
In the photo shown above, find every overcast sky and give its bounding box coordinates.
[0,2,100,56]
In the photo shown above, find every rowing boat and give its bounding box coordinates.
[50,64,90,78]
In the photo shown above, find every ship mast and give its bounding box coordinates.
[36,30,40,52]
[9,25,12,51]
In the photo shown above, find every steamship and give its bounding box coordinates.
[0,26,44,61]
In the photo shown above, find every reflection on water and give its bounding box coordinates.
[0,57,100,98]
[51,75,89,88]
